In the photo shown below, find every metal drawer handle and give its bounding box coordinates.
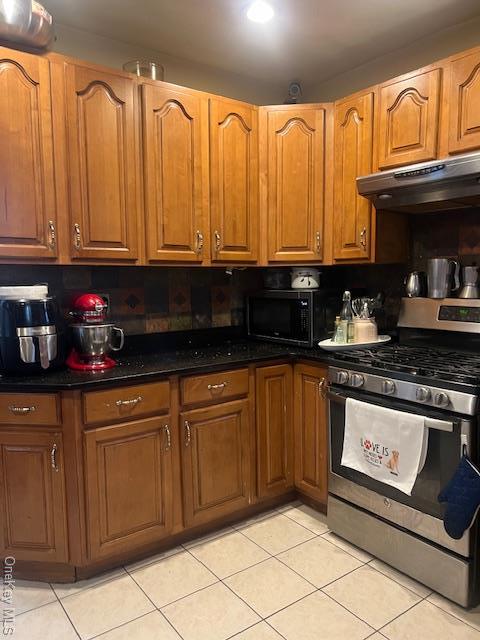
[47,220,56,250]
[315,231,321,254]
[164,424,171,451]
[184,420,191,447]
[214,230,221,253]
[8,405,36,415]
[73,223,82,250]
[51,443,59,472]
[195,230,204,255]
[318,378,327,397]
[207,382,228,392]
[360,226,367,249]
[115,396,143,407]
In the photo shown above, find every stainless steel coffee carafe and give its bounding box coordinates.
[459,265,480,299]
[427,258,460,299]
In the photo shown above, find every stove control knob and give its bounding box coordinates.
[416,387,431,402]
[382,380,396,395]
[434,392,450,408]
[350,373,365,388]
[336,371,350,385]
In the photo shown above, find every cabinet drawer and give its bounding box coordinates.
[83,381,170,425]
[181,369,249,407]
[0,393,60,426]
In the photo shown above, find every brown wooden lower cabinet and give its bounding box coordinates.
[84,417,174,561]
[180,399,251,527]
[256,364,294,498]
[0,430,68,562]
[294,363,329,504]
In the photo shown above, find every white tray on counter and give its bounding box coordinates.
[318,335,391,351]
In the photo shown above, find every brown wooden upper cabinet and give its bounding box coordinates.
[256,364,294,498]
[333,91,374,261]
[261,104,330,262]
[209,98,258,262]
[84,417,173,561]
[0,47,58,259]
[180,399,251,527]
[294,363,328,504]
[64,62,139,261]
[142,83,208,262]
[378,67,441,169]
[447,50,480,155]
[0,429,68,562]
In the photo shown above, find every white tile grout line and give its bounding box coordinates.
[52,588,82,640]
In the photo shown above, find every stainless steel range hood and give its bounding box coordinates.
[356,151,480,213]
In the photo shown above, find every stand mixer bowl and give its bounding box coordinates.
[71,324,124,360]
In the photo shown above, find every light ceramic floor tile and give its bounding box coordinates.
[162,582,260,640]
[322,531,373,562]
[61,573,154,640]
[233,509,280,530]
[12,601,79,640]
[427,592,480,631]
[268,590,373,640]
[52,566,126,599]
[183,526,235,549]
[382,600,480,640]
[241,513,315,554]
[7,579,56,615]
[367,635,388,639]
[224,557,315,618]
[276,500,302,513]
[130,550,217,607]
[369,558,432,598]
[189,530,269,578]
[323,565,421,629]
[278,535,363,587]
[281,504,329,534]
[95,610,181,639]
[124,545,183,572]
[230,621,285,639]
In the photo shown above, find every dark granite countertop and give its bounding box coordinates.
[0,338,340,391]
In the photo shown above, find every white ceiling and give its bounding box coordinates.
[42,0,480,85]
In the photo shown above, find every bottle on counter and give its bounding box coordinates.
[340,291,355,343]
[333,315,346,344]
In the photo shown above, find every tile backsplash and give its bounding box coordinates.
[0,266,262,335]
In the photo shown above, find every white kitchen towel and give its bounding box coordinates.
[341,398,428,495]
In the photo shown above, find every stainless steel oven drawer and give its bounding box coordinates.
[328,496,472,607]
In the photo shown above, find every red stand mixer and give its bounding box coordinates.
[66,294,125,371]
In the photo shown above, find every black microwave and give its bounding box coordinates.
[247,290,332,348]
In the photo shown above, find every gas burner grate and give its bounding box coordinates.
[334,344,480,386]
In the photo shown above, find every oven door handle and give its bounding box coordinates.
[328,390,454,432]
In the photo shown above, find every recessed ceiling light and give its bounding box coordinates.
[247,1,274,24]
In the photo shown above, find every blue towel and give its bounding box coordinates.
[438,455,480,540]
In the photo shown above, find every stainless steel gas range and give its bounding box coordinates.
[327,297,480,607]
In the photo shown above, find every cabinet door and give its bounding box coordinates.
[181,400,251,527]
[84,417,173,561]
[0,430,67,562]
[263,105,327,262]
[378,68,441,169]
[256,364,293,498]
[448,50,480,154]
[64,63,139,260]
[142,83,207,262]
[334,92,374,261]
[0,47,57,259]
[210,98,258,262]
[294,364,328,504]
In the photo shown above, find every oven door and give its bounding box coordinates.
[328,386,474,556]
